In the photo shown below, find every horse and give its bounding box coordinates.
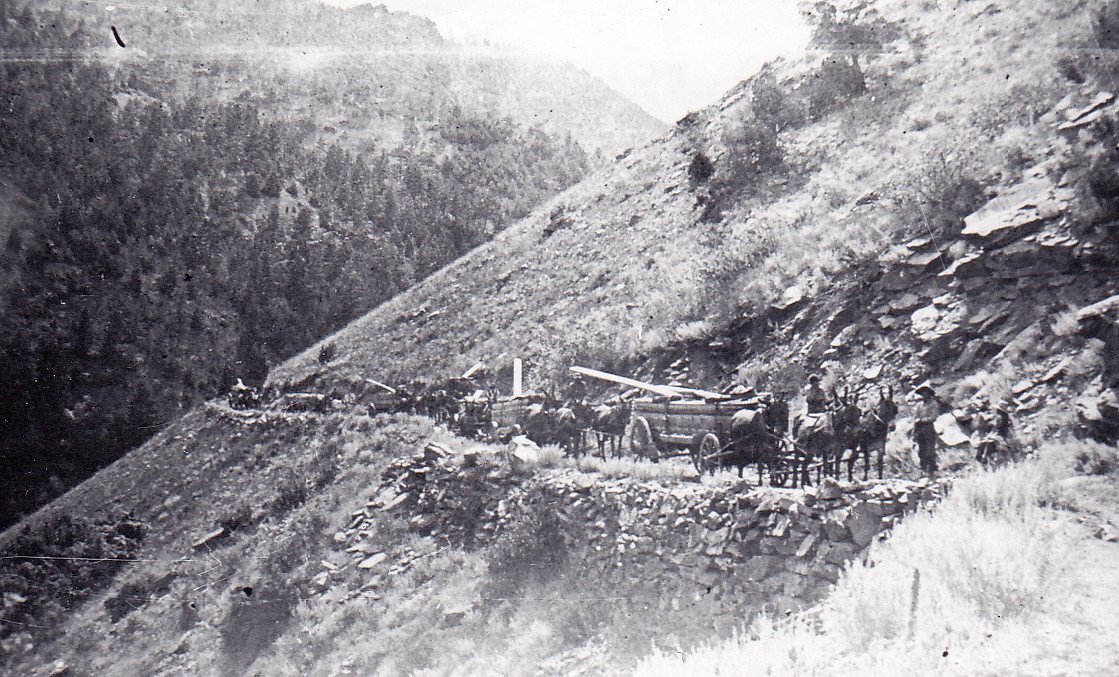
[793,388,861,485]
[522,400,554,446]
[824,387,862,477]
[848,386,898,480]
[586,401,628,458]
[722,404,772,479]
[766,394,790,439]
[553,405,582,456]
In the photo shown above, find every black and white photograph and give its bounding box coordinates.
[2,0,1118,674]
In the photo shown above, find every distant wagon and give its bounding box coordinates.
[275,392,331,413]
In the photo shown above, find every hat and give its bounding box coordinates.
[808,375,821,384]
[914,384,936,397]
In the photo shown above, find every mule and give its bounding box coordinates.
[849,387,898,480]
[586,402,628,458]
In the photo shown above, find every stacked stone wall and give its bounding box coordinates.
[339,445,947,623]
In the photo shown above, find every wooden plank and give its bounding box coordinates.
[663,385,731,401]
[570,366,680,398]
[365,379,396,394]
[632,399,757,416]
[462,362,485,379]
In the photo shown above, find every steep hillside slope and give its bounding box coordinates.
[5,0,1119,674]
[35,0,665,157]
[0,0,661,526]
[272,0,1114,408]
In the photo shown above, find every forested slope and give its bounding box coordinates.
[0,1,657,526]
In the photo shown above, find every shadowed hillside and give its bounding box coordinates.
[0,0,662,526]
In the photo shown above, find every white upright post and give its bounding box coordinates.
[513,358,523,397]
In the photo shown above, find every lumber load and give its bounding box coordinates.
[570,366,679,398]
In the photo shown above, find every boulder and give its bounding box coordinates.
[906,250,943,269]
[508,436,542,470]
[935,413,970,447]
[891,293,923,314]
[358,552,388,570]
[739,555,778,581]
[961,175,1062,243]
[911,305,940,334]
[772,285,804,311]
[939,251,986,278]
[818,478,843,501]
[824,541,859,565]
[845,503,884,548]
[191,527,227,550]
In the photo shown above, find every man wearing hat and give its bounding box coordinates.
[805,375,828,415]
[913,384,940,475]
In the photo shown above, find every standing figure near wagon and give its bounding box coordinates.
[913,384,940,476]
[973,396,1018,467]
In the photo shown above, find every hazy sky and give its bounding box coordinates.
[326,1,809,122]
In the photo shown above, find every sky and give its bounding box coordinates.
[325,1,810,122]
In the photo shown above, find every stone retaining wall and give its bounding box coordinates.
[335,444,948,622]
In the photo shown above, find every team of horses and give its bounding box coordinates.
[708,386,899,485]
[398,379,902,485]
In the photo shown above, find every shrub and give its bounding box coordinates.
[805,57,868,118]
[889,147,986,237]
[636,456,1082,675]
[484,502,568,598]
[0,513,145,639]
[270,476,312,515]
[1072,441,1119,475]
[687,152,715,185]
[317,342,337,364]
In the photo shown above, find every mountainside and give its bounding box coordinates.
[0,0,662,526]
[5,0,1119,674]
[272,0,1117,404]
[35,0,665,157]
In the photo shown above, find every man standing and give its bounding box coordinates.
[913,384,939,475]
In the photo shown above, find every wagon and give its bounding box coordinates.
[627,398,739,462]
[571,366,793,483]
[362,379,413,415]
[490,393,545,429]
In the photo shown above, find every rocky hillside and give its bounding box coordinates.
[0,402,947,675]
[271,0,1117,420]
[4,0,1119,674]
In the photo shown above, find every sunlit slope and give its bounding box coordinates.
[272,0,1092,391]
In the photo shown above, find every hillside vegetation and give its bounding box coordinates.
[4,0,1119,674]
[273,0,1111,398]
[0,0,660,526]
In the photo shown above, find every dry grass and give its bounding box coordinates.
[271,0,1089,398]
[573,455,697,482]
[501,442,699,482]
[636,439,1117,676]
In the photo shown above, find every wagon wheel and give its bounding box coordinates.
[629,416,658,462]
[768,437,792,487]
[690,433,721,475]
